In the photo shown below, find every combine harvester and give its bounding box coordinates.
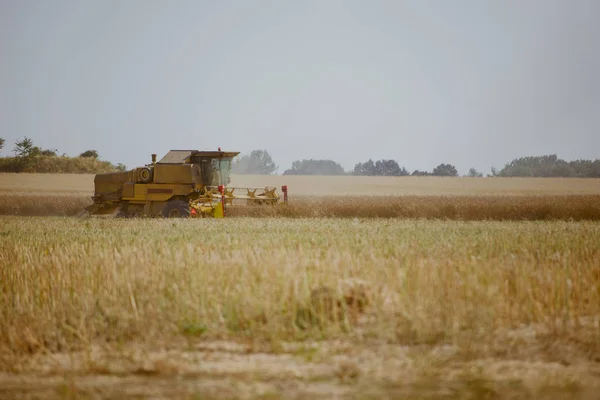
[83,149,288,218]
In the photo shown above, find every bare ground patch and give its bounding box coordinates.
[2,335,600,399]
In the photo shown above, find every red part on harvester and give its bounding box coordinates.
[282,185,288,203]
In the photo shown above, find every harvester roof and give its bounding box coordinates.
[158,150,240,164]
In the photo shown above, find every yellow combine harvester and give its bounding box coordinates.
[84,149,287,218]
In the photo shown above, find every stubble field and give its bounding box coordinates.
[1,173,600,399]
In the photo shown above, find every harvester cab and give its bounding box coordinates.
[84,149,286,218]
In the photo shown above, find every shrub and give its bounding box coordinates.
[0,156,121,173]
[79,150,99,158]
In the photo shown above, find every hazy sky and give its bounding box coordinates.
[1,0,599,174]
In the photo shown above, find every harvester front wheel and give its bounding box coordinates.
[162,199,191,218]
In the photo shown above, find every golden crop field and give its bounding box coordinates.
[3,172,600,196]
[1,173,600,399]
[1,173,600,220]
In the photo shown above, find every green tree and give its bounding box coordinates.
[411,170,431,176]
[376,159,408,176]
[13,137,40,158]
[353,159,409,176]
[80,150,99,158]
[498,155,581,177]
[467,167,483,177]
[590,160,600,178]
[432,163,458,177]
[0,137,5,152]
[232,150,277,175]
[353,159,376,175]
[283,159,346,175]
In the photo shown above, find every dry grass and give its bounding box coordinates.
[1,193,599,221]
[1,217,600,398]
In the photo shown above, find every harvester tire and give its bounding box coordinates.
[138,167,153,183]
[162,200,191,218]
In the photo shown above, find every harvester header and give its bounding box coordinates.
[83,149,287,218]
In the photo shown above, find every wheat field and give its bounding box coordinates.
[1,173,600,398]
[2,172,600,196]
[1,173,600,220]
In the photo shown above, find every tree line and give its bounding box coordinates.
[492,154,600,178]
[2,138,598,178]
[0,137,126,173]
[232,150,600,178]
[232,150,464,177]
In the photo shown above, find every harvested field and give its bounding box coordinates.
[233,174,600,196]
[1,217,600,398]
[0,173,94,196]
[2,172,600,197]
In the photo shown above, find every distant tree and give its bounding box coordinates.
[591,160,600,178]
[491,155,600,178]
[498,154,578,177]
[116,163,127,172]
[376,159,409,176]
[411,170,431,176]
[467,167,483,178]
[80,150,99,158]
[569,159,593,177]
[283,159,346,175]
[565,158,600,177]
[353,159,409,176]
[489,166,498,177]
[0,137,5,152]
[552,160,577,177]
[13,137,40,158]
[232,150,277,175]
[432,163,458,177]
[563,158,599,177]
[353,159,376,175]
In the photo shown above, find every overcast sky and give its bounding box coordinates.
[1,0,599,174]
